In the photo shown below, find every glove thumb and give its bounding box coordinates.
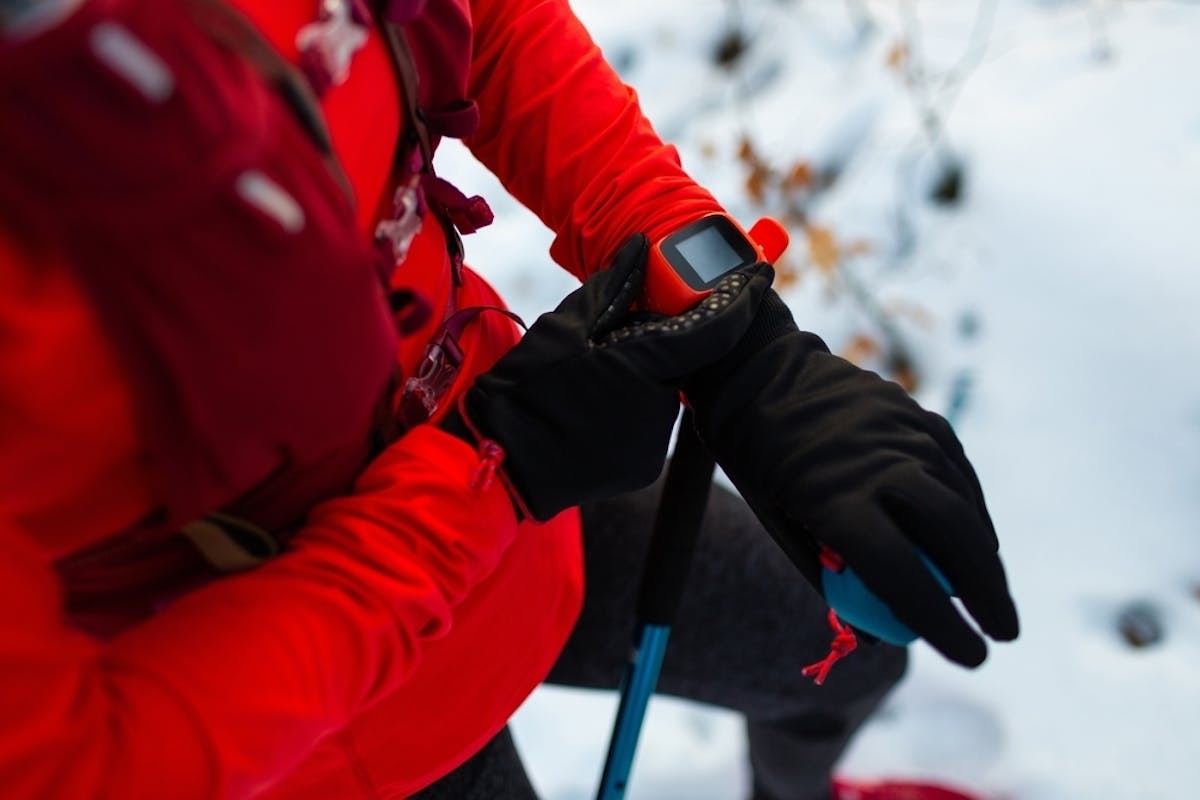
[583,234,650,340]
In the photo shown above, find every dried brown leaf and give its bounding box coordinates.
[806,225,840,274]
[842,334,880,365]
[886,42,910,72]
[737,135,756,165]
[892,363,919,394]
[745,166,770,206]
[783,161,814,191]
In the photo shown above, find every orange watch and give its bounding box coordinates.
[642,214,789,315]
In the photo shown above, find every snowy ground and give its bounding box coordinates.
[436,1,1200,797]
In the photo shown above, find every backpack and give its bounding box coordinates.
[0,0,483,632]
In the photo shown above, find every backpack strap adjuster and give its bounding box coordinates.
[181,512,280,573]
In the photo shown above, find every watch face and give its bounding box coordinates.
[660,216,759,291]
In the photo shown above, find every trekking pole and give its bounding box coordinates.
[596,407,715,800]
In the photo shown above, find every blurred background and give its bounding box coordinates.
[436,1,1200,797]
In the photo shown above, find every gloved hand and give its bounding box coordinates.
[444,234,772,522]
[684,288,1019,666]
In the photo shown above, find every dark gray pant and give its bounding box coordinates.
[411,475,908,800]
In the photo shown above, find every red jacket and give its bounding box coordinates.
[0,0,723,797]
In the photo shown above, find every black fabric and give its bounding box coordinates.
[413,477,908,800]
[407,727,538,800]
[444,235,772,521]
[634,411,714,627]
[684,290,1019,667]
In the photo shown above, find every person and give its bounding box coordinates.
[0,1,1018,798]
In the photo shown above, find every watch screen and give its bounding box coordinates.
[675,226,744,283]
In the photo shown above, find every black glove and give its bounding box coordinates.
[444,234,772,522]
[685,289,1018,666]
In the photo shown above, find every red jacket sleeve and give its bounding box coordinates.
[466,0,725,281]
[0,426,519,800]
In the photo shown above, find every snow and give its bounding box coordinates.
[434,1,1200,797]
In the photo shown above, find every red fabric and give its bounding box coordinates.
[0,235,151,560]
[0,0,732,796]
[0,426,528,798]
[466,0,725,284]
[832,777,984,800]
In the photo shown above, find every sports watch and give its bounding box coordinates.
[643,213,789,315]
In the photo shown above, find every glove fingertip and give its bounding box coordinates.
[731,262,773,300]
[616,231,651,261]
[744,260,776,285]
[984,605,1020,642]
[606,234,651,295]
[959,638,988,668]
[927,626,987,668]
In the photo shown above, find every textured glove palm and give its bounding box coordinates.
[685,289,1019,666]
[446,235,772,522]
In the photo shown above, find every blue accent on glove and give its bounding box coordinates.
[822,556,955,645]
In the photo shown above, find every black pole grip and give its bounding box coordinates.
[636,408,716,627]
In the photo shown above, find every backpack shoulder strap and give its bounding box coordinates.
[377,15,434,173]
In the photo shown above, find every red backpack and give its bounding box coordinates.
[0,0,484,631]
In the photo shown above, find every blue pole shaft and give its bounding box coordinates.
[594,408,714,800]
[596,624,672,800]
